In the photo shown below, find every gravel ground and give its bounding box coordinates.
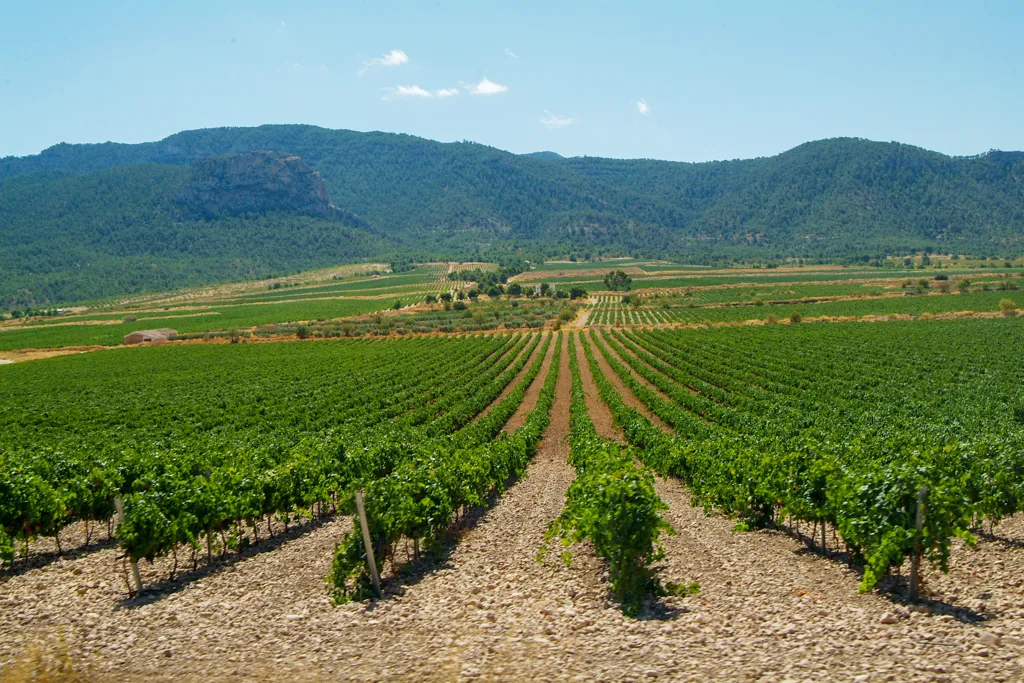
[2,331,1023,681]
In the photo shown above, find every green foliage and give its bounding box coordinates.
[604,270,633,291]
[0,333,543,576]
[7,126,1021,308]
[591,320,1024,593]
[328,333,562,602]
[547,333,673,616]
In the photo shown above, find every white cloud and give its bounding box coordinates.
[382,85,462,101]
[279,20,287,27]
[541,110,574,129]
[468,77,508,95]
[636,98,651,115]
[504,48,518,59]
[359,49,409,76]
[390,84,432,98]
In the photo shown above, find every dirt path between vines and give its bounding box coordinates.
[595,328,679,403]
[471,332,545,425]
[582,330,670,433]
[571,331,622,442]
[502,332,556,434]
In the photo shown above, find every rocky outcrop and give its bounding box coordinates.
[175,151,337,220]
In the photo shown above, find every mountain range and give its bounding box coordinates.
[1,124,1022,308]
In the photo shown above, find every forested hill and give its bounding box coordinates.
[2,124,1023,307]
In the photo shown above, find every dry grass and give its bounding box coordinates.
[1,642,95,683]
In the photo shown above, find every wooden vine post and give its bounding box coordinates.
[908,486,927,603]
[354,491,382,599]
[114,497,143,595]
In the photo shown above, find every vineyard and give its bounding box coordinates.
[587,288,1021,327]
[2,288,1024,678]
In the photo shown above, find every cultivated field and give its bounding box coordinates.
[2,262,1024,681]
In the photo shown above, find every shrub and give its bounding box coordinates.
[453,301,467,311]
[934,274,948,281]
[765,314,779,324]
[603,270,632,291]
[123,315,137,323]
[425,294,437,304]
[999,298,1017,316]
[296,324,310,339]
[789,311,802,324]
[957,279,971,293]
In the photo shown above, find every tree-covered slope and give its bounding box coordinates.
[0,162,390,308]
[1,125,1022,307]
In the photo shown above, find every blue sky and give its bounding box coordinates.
[1,1,1021,161]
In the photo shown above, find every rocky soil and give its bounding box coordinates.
[2,332,1023,681]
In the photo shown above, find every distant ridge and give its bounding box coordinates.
[2,124,1022,307]
[522,151,565,160]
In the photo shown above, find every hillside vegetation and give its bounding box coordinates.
[2,125,1023,307]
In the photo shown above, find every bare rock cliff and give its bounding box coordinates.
[175,151,336,220]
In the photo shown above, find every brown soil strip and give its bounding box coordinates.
[582,331,670,434]
[0,345,121,364]
[471,333,545,425]
[502,333,557,433]
[572,332,622,442]
[610,330,701,396]
[594,329,677,403]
